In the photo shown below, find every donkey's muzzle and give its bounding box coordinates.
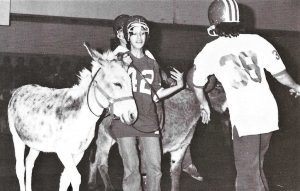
[129,111,137,123]
[122,111,137,125]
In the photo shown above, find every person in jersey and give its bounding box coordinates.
[112,14,159,188]
[111,15,184,191]
[112,14,203,183]
[192,0,300,190]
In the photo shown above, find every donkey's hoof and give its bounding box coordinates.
[183,164,203,181]
[87,183,98,191]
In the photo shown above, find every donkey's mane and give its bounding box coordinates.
[78,50,116,83]
[70,50,117,98]
[100,50,115,61]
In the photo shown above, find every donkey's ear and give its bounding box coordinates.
[83,42,103,61]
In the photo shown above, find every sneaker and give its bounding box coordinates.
[183,164,203,181]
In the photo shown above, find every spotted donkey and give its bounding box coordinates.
[7,43,138,191]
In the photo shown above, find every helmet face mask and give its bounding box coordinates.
[128,23,149,38]
[207,0,240,36]
[125,15,150,42]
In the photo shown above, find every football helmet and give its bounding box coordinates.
[207,0,240,36]
[125,15,150,41]
[113,14,130,35]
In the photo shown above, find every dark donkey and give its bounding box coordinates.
[87,67,228,191]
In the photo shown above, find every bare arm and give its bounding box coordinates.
[193,86,211,124]
[154,68,184,101]
[274,70,300,98]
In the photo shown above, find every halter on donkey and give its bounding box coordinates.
[7,43,137,191]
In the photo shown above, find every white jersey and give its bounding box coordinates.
[193,34,286,136]
[113,45,155,60]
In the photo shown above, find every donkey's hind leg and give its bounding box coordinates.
[58,152,84,191]
[88,140,115,191]
[96,146,115,191]
[169,145,189,191]
[88,117,115,191]
[11,134,26,191]
[25,148,40,191]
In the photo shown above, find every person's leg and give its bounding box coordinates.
[117,137,142,191]
[138,139,147,190]
[182,145,203,181]
[140,137,162,191]
[233,127,269,191]
[259,132,272,191]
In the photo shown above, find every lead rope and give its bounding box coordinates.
[87,67,108,117]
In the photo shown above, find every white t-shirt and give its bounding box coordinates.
[193,34,286,136]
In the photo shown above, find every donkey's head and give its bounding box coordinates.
[84,43,137,125]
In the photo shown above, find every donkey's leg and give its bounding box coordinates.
[11,134,26,191]
[25,148,40,191]
[57,152,84,191]
[182,146,203,181]
[97,140,116,191]
[88,118,115,191]
[169,145,189,191]
[59,152,84,191]
[88,151,98,190]
[88,138,115,191]
[59,168,69,191]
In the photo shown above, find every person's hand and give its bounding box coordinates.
[170,67,184,88]
[122,52,132,66]
[289,84,300,98]
[200,103,211,124]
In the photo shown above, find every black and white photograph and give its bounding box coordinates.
[0,0,299,191]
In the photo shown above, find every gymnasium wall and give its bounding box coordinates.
[10,0,300,32]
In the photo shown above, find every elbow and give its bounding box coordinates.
[153,88,163,102]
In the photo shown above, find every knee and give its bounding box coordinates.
[170,161,182,176]
[123,160,140,178]
[16,166,25,176]
[149,164,162,176]
[144,160,162,178]
[170,167,181,177]
[98,164,109,173]
[123,168,140,182]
